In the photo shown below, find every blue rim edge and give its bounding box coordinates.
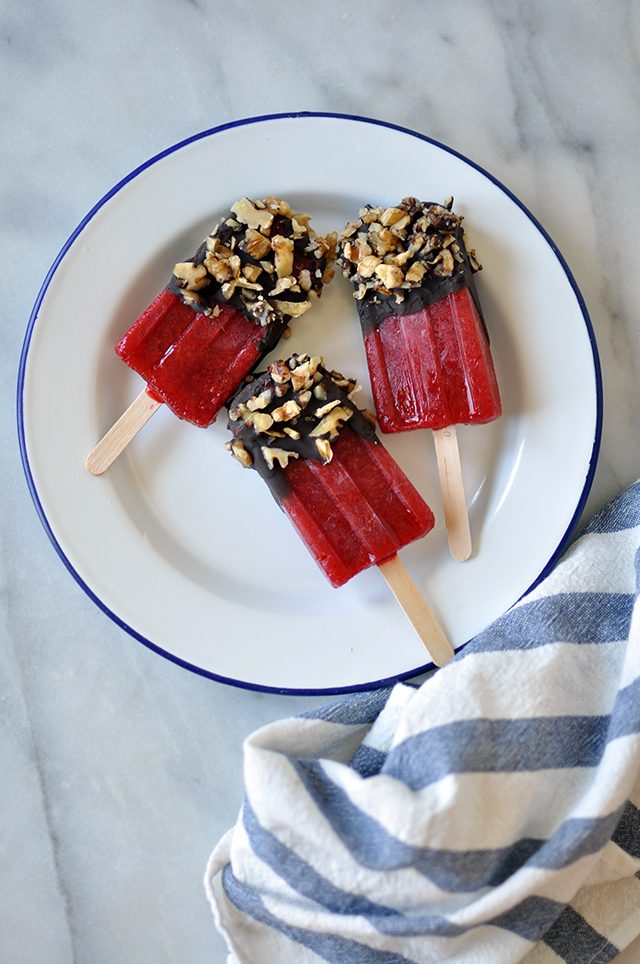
[16,110,603,697]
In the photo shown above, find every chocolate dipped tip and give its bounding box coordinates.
[225,354,378,493]
[336,197,481,307]
[169,197,337,327]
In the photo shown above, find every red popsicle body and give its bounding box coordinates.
[282,428,434,587]
[116,290,263,427]
[337,198,501,436]
[364,286,502,434]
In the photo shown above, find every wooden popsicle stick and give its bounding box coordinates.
[85,390,163,475]
[378,554,454,666]
[432,426,472,562]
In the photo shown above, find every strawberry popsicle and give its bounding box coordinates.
[336,197,501,560]
[86,197,335,473]
[226,354,452,664]
[336,197,501,433]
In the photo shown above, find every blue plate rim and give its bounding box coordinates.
[16,110,603,696]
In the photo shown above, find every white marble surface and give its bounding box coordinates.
[3,2,640,961]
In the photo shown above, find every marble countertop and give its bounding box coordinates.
[3,2,640,961]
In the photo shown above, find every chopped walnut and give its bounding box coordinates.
[272,400,301,423]
[358,255,382,278]
[262,447,299,470]
[226,440,253,468]
[227,356,372,479]
[375,263,404,289]
[405,262,427,284]
[171,197,335,327]
[315,399,340,418]
[231,197,274,232]
[242,263,262,283]
[380,207,406,227]
[315,438,333,463]
[252,412,274,433]
[270,299,312,318]
[269,360,291,384]
[173,262,209,290]
[310,405,353,440]
[336,197,476,302]
[245,390,272,411]
[272,235,294,278]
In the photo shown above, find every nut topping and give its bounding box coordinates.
[272,235,294,278]
[252,412,274,432]
[262,447,299,470]
[245,390,272,411]
[173,262,209,290]
[270,299,312,318]
[203,255,234,284]
[315,439,333,463]
[374,264,404,289]
[405,262,427,284]
[226,355,376,476]
[242,263,262,283]
[315,399,340,418]
[433,249,455,277]
[243,228,272,260]
[336,197,479,303]
[272,400,301,422]
[225,440,253,468]
[358,255,382,278]
[310,405,353,440]
[231,197,274,232]
[380,207,405,226]
[269,360,291,384]
[171,197,336,327]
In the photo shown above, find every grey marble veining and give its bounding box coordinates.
[2,2,640,961]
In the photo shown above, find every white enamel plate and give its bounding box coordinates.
[18,113,602,693]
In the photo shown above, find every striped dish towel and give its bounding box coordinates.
[205,483,640,963]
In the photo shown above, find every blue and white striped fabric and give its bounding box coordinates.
[205,483,640,963]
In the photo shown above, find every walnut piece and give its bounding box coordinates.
[374,264,404,289]
[314,438,333,463]
[173,262,209,290]
[245,390,272,411]
[336,197,473,300]
[231,197,274,232]
[270,300,312,318]
[262,447,299,470]
[271,400,301,423]
[226,440,253,468]
[272,235,294,278]
[252,412,274,433]
[310,405,353,440]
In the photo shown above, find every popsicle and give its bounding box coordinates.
[336,197,501,561]
[226,353,453,665]
[85,197,336,474]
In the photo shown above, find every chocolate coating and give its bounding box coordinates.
[337,198,488,341]
[226,355,378,506]
[169,197,335,334]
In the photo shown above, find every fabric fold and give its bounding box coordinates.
[206,482,640,963]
